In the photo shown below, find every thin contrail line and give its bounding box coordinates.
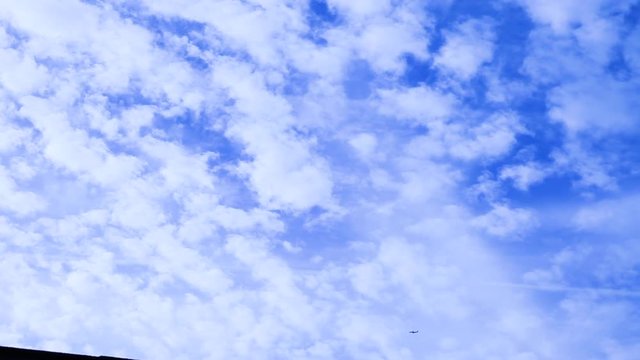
[483,282,640,297]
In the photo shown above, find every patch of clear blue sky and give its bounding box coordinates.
[154,111,244,161]
[343,60,376,100]
[308,0,338,24]
[307,0,340,46]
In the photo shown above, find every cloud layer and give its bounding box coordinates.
[0,0,639,358]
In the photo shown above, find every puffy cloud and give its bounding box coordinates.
[403,113,525,161]
[0,115,32,154]
[519,0,602,34]
[518,0,633,39]
[18,96,145,188]
[378,85,456,125]
[0,166,46,217]
[548,79,640,135]
[327,0,391,19]
[212,60,335,212]
[446,113,523,160]
[348,132,378,161]
[323,1,430,74]
[142,0,309,68]
[0,47,49,96]
[500,162,549,191]
[472,204,537,238]
[434,18,495,79]
[354,18,429,73]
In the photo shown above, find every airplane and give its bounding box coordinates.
[409,330,419,334]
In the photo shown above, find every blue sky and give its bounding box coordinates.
[0,0,639,358]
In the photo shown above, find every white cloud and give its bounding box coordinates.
[472,204,537,238]
[231,119,334,211]
[548,78,639,135]
[138,137,215,191]
[212,60,335,212]
[0,47,49,96]
[355,19,429,73]
[519,0,601,34]
[520,240,640,358]
[518,0,633,39]
[434,18,495,79]
[446,113,523,160]
[0,115,32,154]
[522,28,588,83]
[327,0,391,19]
[500,162,549,191]
[572,193,640,234]
[141,0,308,68]
[322,1,430,74]
[518,191,640,357]
[0,216,42,247]
[0,166,46,216]
[520,0,633,78]
[404,113,524,161]
[396,162,461,204]
[348,132,378,160]
[378,85,456,125]
[552,142,619,191]
[18,96,145,188]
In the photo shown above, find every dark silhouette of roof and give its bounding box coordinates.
[0,345,133,360]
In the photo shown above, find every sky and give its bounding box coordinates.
[0,0,639,359]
